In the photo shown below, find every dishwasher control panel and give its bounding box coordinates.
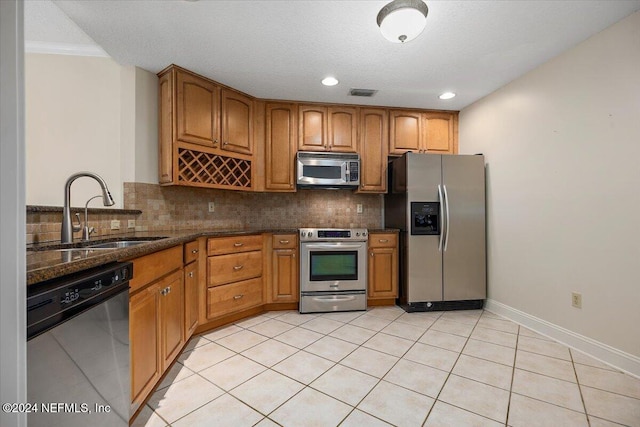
[27,262,132,340]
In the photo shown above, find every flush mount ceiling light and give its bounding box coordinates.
[439,92,456,100]
[321,76,339,86]
[377,0,429,43]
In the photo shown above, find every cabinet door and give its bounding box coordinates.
[359,108,388,192]
[389,110,422,154]
[176,69,220,147]
[368,247,398,299]
[424,112,455,154]
[159,270,185,372]
[221,89,253,155]
[159,72,174,183]
[130,283,160,411]
[298,105,328,151]
[271,249,299,303]
[184,261,199,339]
[266,103,297,191]
[328,107,357,152]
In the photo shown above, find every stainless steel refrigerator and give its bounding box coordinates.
[385,153,486,311]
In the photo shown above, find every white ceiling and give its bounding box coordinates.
[26,0,640,110]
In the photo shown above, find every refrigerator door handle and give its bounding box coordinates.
[438,184,445,252]
[443,184,451,251]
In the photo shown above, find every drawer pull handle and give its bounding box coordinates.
[188,272,194,278]
[379,239,389,243]
[233,242,244,247]
[233,265,244,271]
[279,240,290,244]
[233,294,244,300]
[191,249,198,254]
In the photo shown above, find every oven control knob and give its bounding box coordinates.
[308,231,313,238]
[356,232,360,237]
[300,231,306,238]
[363,231,367,237]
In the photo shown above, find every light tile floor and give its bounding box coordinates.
[134,308,640,427]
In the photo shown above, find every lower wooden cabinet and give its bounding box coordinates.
[184,261,199,338]
[130,282,161,412]
[129,246,185,415]
[368,233,398,301]
[269,234,299,303]
[207,277,263,318]
[159,270,185,371]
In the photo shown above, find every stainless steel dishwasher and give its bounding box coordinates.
[27,262,132,427]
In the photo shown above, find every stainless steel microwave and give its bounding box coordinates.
[296,152,360,188]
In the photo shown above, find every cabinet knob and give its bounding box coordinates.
[213,139,219,147]
[188,272,194,278]
[233,265,244,271]
[191,249,198,254]
[233,294,244,300]
[223,141,229,146]
[370,252,374,257]
[233,242,244,247]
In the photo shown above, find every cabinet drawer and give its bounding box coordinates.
[207,278,263,318]
[272,234,297,249]
[368,233,397,248]
[184,240,200,264]
[207,235,263,255]
[207,250,262,286]
[129,246,182,293]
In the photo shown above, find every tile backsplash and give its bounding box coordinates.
[27,183,384,244]
[123,183,383,232]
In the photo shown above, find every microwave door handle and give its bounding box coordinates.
[343,162,349,182]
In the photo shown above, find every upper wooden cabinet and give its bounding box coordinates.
[175,70,220,148]
[158,65,254,190]
[358,108,388,193]
[298,105,357,152]
[221,88,253,155]
[390,110,457,155]
[265,103,297,191]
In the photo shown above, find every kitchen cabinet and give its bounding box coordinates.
[221,88,254,155]
[158,65,254,190]
[183,240,200,339]
[368,232,398,303]
[389,110,457,155]
[205,235,263,320]
[358,108,389,193]
[129,245,184,415]
[265,103,297,191]
[174,68,220,148]
[268,234,299,303]
[298,105,357,152]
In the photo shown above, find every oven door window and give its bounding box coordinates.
[309,251,358,281]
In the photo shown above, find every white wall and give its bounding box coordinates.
[25,54,158,208]
[460,11,640,358]
[1,1,27,426]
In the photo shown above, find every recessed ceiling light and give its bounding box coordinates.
[439,92,456,100]
[321,77,339,86]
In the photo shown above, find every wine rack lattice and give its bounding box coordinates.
[177,148,251,188]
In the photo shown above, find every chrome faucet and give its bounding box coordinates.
[61,172,115,244]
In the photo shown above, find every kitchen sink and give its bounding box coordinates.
[86,240,156,249]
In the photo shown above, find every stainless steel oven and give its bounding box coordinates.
[299,228,368,313]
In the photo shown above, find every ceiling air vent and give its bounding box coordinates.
[349,88,378,97]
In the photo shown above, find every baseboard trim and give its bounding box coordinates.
[485,299,640,379]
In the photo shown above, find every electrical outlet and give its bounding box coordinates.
[571,292,582,309]
[208,201,215,213]
[110,219,121,230]
[356,204,363,214]
[127,220,135,229]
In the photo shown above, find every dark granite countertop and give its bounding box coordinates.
[26,227,400,286]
